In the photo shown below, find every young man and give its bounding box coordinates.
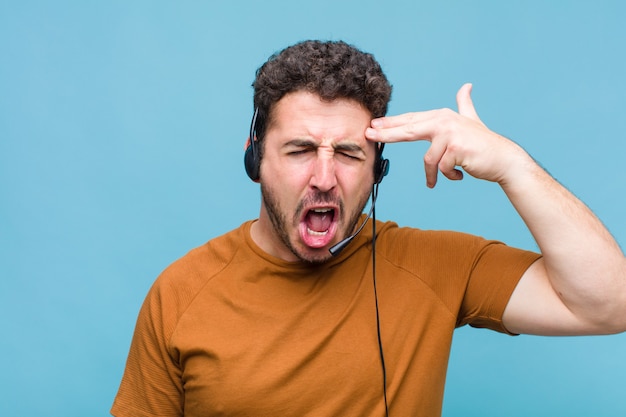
[111,40,626,417]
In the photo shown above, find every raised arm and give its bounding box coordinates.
[365,84,626,336]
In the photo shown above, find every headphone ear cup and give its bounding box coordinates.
[374,158,389,185]
[244,144,260,181]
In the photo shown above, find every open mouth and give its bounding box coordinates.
[299,207,338,248]
[305,208,334,235]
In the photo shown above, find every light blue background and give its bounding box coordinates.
[1,1,625,416]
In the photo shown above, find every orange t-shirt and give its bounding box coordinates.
[111,218,540,417]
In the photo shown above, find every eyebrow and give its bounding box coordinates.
[283,139,317,148]
[283,139,366,155]
[334,142,366,155]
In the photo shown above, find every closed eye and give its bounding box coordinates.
[283,139,317,156]
[337,151,362,161]
[334,144,366,161]
[282,140,366,161]
[286,147,315,156]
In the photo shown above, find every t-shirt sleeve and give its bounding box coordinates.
[457,240,542,334]
[376,223,542,335]
[111,275,184,417]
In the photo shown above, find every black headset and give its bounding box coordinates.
[244,108,389,184]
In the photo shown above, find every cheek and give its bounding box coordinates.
[264,159,311,188]
[261,162,309,203]
[336,165,374,191]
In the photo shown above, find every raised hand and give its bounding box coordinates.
[365,83,532,188]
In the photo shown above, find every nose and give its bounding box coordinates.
[309,153,337,192]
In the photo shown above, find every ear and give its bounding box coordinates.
[244,137,252,150]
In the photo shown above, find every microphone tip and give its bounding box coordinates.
[329,236,353,257]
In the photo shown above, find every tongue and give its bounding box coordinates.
[306,210,333,232]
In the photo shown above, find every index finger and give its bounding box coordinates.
[365,110,440,144]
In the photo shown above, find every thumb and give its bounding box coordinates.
[456,83,485,125]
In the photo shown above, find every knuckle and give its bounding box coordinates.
[403,122,419,138]
[438,108,457,121]
[446,141,461,154]
[423,152,437,166]
[434,109,458,135]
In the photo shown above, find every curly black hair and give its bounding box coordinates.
[252,40,392,145]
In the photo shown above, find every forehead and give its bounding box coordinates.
[267,91,372,142]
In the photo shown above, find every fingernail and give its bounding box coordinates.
[365,127,378,139]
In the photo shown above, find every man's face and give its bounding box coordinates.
[252,91,376,264]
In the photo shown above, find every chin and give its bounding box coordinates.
[291,245,334,265]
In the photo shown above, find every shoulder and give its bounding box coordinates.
[145,222,251,320]
[374,219,537,286]
[375,219,493,262]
